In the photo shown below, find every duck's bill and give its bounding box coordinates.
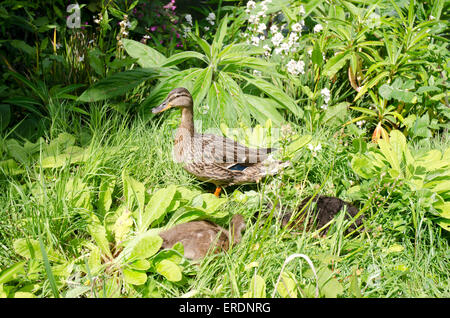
[152,101,171,114]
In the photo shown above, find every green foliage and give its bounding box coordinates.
[351,130,450,231]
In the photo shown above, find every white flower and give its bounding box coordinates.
[206,12,216,25]
[249,14,259,24]
[185,14,193,26]
[78,55,84,62]
[270,24,278,33]
[253,70,262,76]
[247,0,256,10]
[288,32,299,46]
[204,26,210,31]
[291,22,303,32]
[94,19,100,24]
[356,120,366,128]
[263,44,271,56]
[143,35,150,39]
[251,36,260,46]
[314,23,323,33]
[321,88,331,105]
[271,32,284,46]
[429,15,435,20]
[257,23,267,34]
[122,31,128,36]
[280,42,290,54]
[259,35,265,41]
[299,5,305,15]
[308,143,322,157]
[183,26,191,38]
[307,48,312,56]
[321,104,328,110]
[286,59,305,75]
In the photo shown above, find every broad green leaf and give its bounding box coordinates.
[113,208,133,243]
[78,68,166,102]
[323,51,351,78]
[434,201,450,219]
[387,244,404,253]
[243,76,302,117]
[161,51,205,68]
[13,239,64,262]
[244,94,284,126]
[437,218,450,232]
[191,66,213,107]
[0,159,24,176]
[155,259,182,282]
[354,71,389,101]
[312,41,323,66]
[87,215,112,258]
[41,154,70,168]
[88,246,102,275]
[277,271,297,298]
[0,262,25,284]
[351,155,375,179]
[123,268,147,285]
[322,102,349,126]
[122,171,146,213]
[213,15,228,52]
[286,134,312,155]
[139,185,177,231]
[243,274,266,298]
[122,39,168,67]
[98,177,116,214]
[349,269,361,297]
[128,259,151,271]
[126,233,163,260]
[194,193,227,214]
[304,266,343,298]
[12,291,36,298]
[378,139,400,172]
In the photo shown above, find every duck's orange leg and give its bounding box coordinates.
[214,187,222,197]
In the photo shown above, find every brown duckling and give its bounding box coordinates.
[159,214,246,260]
[280,196,363,235]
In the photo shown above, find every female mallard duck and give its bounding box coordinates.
[152,87,290,196]
[159,214,246,260]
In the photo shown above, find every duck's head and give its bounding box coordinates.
[230,214,246,244]
[152,87,193,114]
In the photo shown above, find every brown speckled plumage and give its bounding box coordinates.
[281,196,363,235]
[159,214,246,260]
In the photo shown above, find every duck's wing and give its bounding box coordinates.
[195,133,276,165]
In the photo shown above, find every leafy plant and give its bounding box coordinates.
[351,130,450,231]
[138,15,301,125]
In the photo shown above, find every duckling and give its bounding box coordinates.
[152,88,290,197]
[159,214,246,260]
[279,196,363,235]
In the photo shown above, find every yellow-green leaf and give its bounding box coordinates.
[155,259,182,282]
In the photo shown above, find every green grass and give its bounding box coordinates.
[0,108,449,298]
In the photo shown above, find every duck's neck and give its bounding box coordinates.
[174,107,194,163]
[230,224,243,245]
[179,106,194,137]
